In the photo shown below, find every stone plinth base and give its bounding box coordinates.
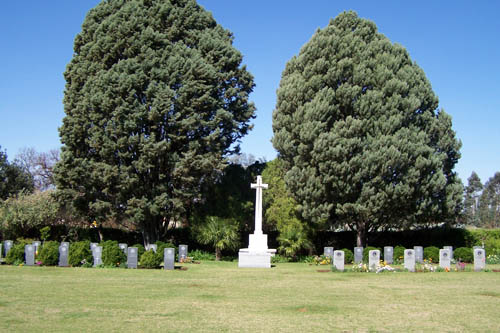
[238,249,276,268]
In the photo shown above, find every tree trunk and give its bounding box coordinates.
[142,220,159,249]
[97,227,104,242]
[215,247,221,261]
[356,223,366,247]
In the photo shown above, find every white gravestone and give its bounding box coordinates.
[164,248,175,270]
[147,244,157,253]
[354,247,363,263]
[0,242,2,258]
[127,247,138,269]
[369,250,380,271]
[238,176,276,268]
[90,243,98,255]
[439,249,451,269]
[414,246,423,263]
[324,247,334,259]
[93,246,103,267]
[3,240,13,257]
[473,248,486,272]
[404,249,415,272]
[179,245,188,262]
[443,246,453,260]
[25,245,35,266]
[32,241,41,254]
[384,246,393,264]
[58,245,69,267]
[333,250,344,271]
[119,243,128,255]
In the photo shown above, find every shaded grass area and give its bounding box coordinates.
[0,262,499,332]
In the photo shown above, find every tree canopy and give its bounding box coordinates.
[54,0,255,246]
[0,146,34,200]
[272,11,463,246]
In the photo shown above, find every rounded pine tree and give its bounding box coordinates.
[272,11,463,246]
[54,0,255,247]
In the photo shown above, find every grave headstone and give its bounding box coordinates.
[58,245,69,267]
[25,244,35,266]
[404,249,415,272]
[119,243,128,255]
[443,246,453,260]
[93,246,103,267]
[414,246,423,263]
[0,242,2,258]
[324,247,334,259]
[60,242,70,249]
[179,244,188,262]
[384,246,393,264]
[439,249,451,269]
[90,243,98,255]
[164,248,175,270]
[32,241,41,254]
[333,250,344,271]
[3,240,13,257]
[354,247,363,263]
[473,248,486,272]
[148,244,157,253]
[127,247,138,269]
[369,250,380,271]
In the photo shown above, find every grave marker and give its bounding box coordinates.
[333,250,344,271]
[148,244,157,253]
[354,247,363,263]
[369,250,380,271]
[3,240,13,257]
[25,244,35,266]
[0,242,2,258]
[384,246,393,264]
[127,247,138,269]
[473,248,486,272]
[404,249,415,272]
[164,248,175,270]
[93,246,103,267]
[179,244,188,262]
[414,246,423,263]
[58,245,69,267]
[439,249,451,269]
[324,247,334,259]
[443,246,453,260]
[119,243,128,255]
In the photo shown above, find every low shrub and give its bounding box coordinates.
[140,249,161,268]
[189,249,215,261]
[100,240,126,267]
[69,241,92,267]
[271,254,289,263]
[341,248,354,264]
[362,246,380,262]
[454,247,473,263]
[155,241,176,262]
[38,241,60,266]
[424,246,440,262]
[5,240,31,265]
[393,246,405,264]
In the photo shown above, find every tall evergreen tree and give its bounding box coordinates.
[272,11,463,246]
[463,171,482,226]
[54,0,255,246]
[479,172,500,228]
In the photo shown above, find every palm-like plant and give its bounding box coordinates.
[196,216,240,261]
[277,223,313,259]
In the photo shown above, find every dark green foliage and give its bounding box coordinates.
[5,240,30,265]
[362,246,380,262]
[341,248,354,264]
[100,240,126,267]
[189,249,215,261]
[132,243,146,259]
[0,146,34,200]
[155,240,176,262]
[479,172,500,228]
[393,246,405,263]
[54,0,256,247]
[424,246,439,262]
[272,11,463,246]
[463,172,483,226]
[69,240,93,267]
[195,216,240,260]
[38,241,60,266]
[140,249,162,268]
[454,247,473,263]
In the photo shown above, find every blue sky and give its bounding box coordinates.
[0,1,498,185]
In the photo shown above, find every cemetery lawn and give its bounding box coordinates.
[1,262,499,332]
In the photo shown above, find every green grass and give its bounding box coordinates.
[1,262,499,332]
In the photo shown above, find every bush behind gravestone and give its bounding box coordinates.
[140,250,162,268]
[155,241,176,262]
[393,246,405,264]
[454,247,473,263]
[424,246,440,262]
[39,241,60,266]
[341,248,354,264]
[69,240,93,267]
[362,246,380,262]
[5,239,31,265]
[100,240,126,267]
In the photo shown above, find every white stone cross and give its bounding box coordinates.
[250,175,268,235]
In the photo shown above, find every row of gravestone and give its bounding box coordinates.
[1,240,188,270]
[323,246,486,272]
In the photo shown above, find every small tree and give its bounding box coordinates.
[0,146,34,200]
[195,216,239,260]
